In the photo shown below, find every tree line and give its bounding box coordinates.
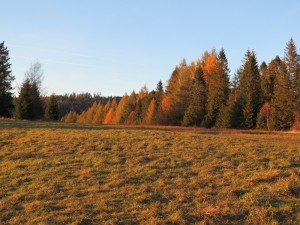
[62,39,300,130]
[1,39,300,130]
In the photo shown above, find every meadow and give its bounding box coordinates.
[0,121,299,224]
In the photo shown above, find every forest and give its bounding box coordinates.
[1,39,300,130]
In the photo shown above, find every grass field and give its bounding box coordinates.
[0,121,300,224]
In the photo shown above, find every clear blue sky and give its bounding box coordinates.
[1,0,300,96]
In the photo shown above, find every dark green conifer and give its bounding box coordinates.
[182,67,206,126]
[45,94,59,120]
[205,48,230,127]
[0,42,15,117]
[239,50,262,129]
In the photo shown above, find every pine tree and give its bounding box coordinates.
[0,42,15,117]
[45,94,59,120]
[182,67,207,126]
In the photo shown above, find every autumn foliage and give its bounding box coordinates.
[61,39,300,130]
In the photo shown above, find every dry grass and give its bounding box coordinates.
[0,120,299,224]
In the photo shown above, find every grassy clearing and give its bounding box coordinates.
[0,121,300,224]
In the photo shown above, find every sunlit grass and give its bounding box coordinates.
[0,120,299,224]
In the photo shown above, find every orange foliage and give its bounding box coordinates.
[103,108,115,125]
[203,52,218,84]
[144,99,156,125]
[161,96,171,113]
[125,111,137,125]
[259,102,271,117]
[189,62,197,78]
[138,85,149,99]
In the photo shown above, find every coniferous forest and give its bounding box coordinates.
[1,39,300,130]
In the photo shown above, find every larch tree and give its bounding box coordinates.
[0,42,15,117]
[144,98,156,125]
[153,80,164,124]
[113,94,129,124]
[92,103,104,124]
[61,110,78,123]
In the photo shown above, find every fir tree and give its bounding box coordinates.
[45,94,59,120]
[0,42,15,117]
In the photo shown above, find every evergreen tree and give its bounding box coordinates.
[271,59,294,130]
[215,105,232,128]
[261,57,281,103]
[238,50,262,129]
[284,38,300,129]
[14,79,34,119]
[205,48,230,127]
[182,67,207,126]
[0,42,14,117]
[31,81,44,119]
[45,94,59,120]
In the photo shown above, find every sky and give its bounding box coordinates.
[1,0,300,96]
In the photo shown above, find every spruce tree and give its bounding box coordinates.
[284,38,300,129]
[0,42,15,117]
[31,82,44,119]
[205,48,230,127]
[14,79,34,119]
[239,50,262,129]
[271,58,295,130]
[45,94,59,120]
[182,67,207,126]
